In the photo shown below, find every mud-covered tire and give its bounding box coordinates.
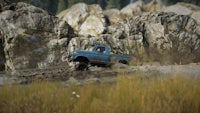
[75,62,88,71]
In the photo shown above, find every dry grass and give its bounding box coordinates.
[0,73,200,113]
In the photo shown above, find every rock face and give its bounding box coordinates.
[57,3,88,31]
[57,3,105,37]
[1,2,200,72]
[68,12,200,64]
[0,2,75,71]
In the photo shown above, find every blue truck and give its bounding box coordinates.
[71,45,132,70]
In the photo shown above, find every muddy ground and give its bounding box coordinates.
[0,63,200,85]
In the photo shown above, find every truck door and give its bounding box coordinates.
[92,46,109,64]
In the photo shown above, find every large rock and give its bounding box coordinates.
[164,3,200,30]
[144,0,164,12]
[164,4,192,15]
[103,9,121,25]
[120,0,144,18]
[164,2,200,15]
[57,3,105,37]
[79,15,105,36]
[57,3,89,31]
[0,2,75,72]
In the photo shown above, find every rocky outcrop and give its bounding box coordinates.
[1,2,200,72]
[57,3,105,37]
[68,12,200,64]
[0,2,75,72]
[57,3,88,31]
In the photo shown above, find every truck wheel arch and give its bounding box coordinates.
[74,56,89,63]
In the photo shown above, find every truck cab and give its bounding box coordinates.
[90,45,110,64]
[72,45,131,70]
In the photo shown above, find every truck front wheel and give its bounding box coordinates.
[75,62,88,71]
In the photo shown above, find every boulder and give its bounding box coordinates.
[0,2,75,72]
[57,3,89,31]
[57,3,105,37]
[79,15,105,36]
[103,9,121,25]
[120,0,144,18]
[144,0,164,12]
[164,3,200,25]
[164,4,192,15]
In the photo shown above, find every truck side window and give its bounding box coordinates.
[96,48,100,52]
[101,47,105,53]
[96,47,105,53]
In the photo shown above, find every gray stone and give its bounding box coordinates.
[164,4,192,15]
[120,0,144,18]
[57,3,105,37]
[103,9,121,25]
[79,15,105,36]
[57,3,89,31]
[0,2,75,72]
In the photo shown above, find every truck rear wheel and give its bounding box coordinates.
[110,56,117,65]
[119,60,128,64]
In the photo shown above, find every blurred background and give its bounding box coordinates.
[3,0,200,15]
